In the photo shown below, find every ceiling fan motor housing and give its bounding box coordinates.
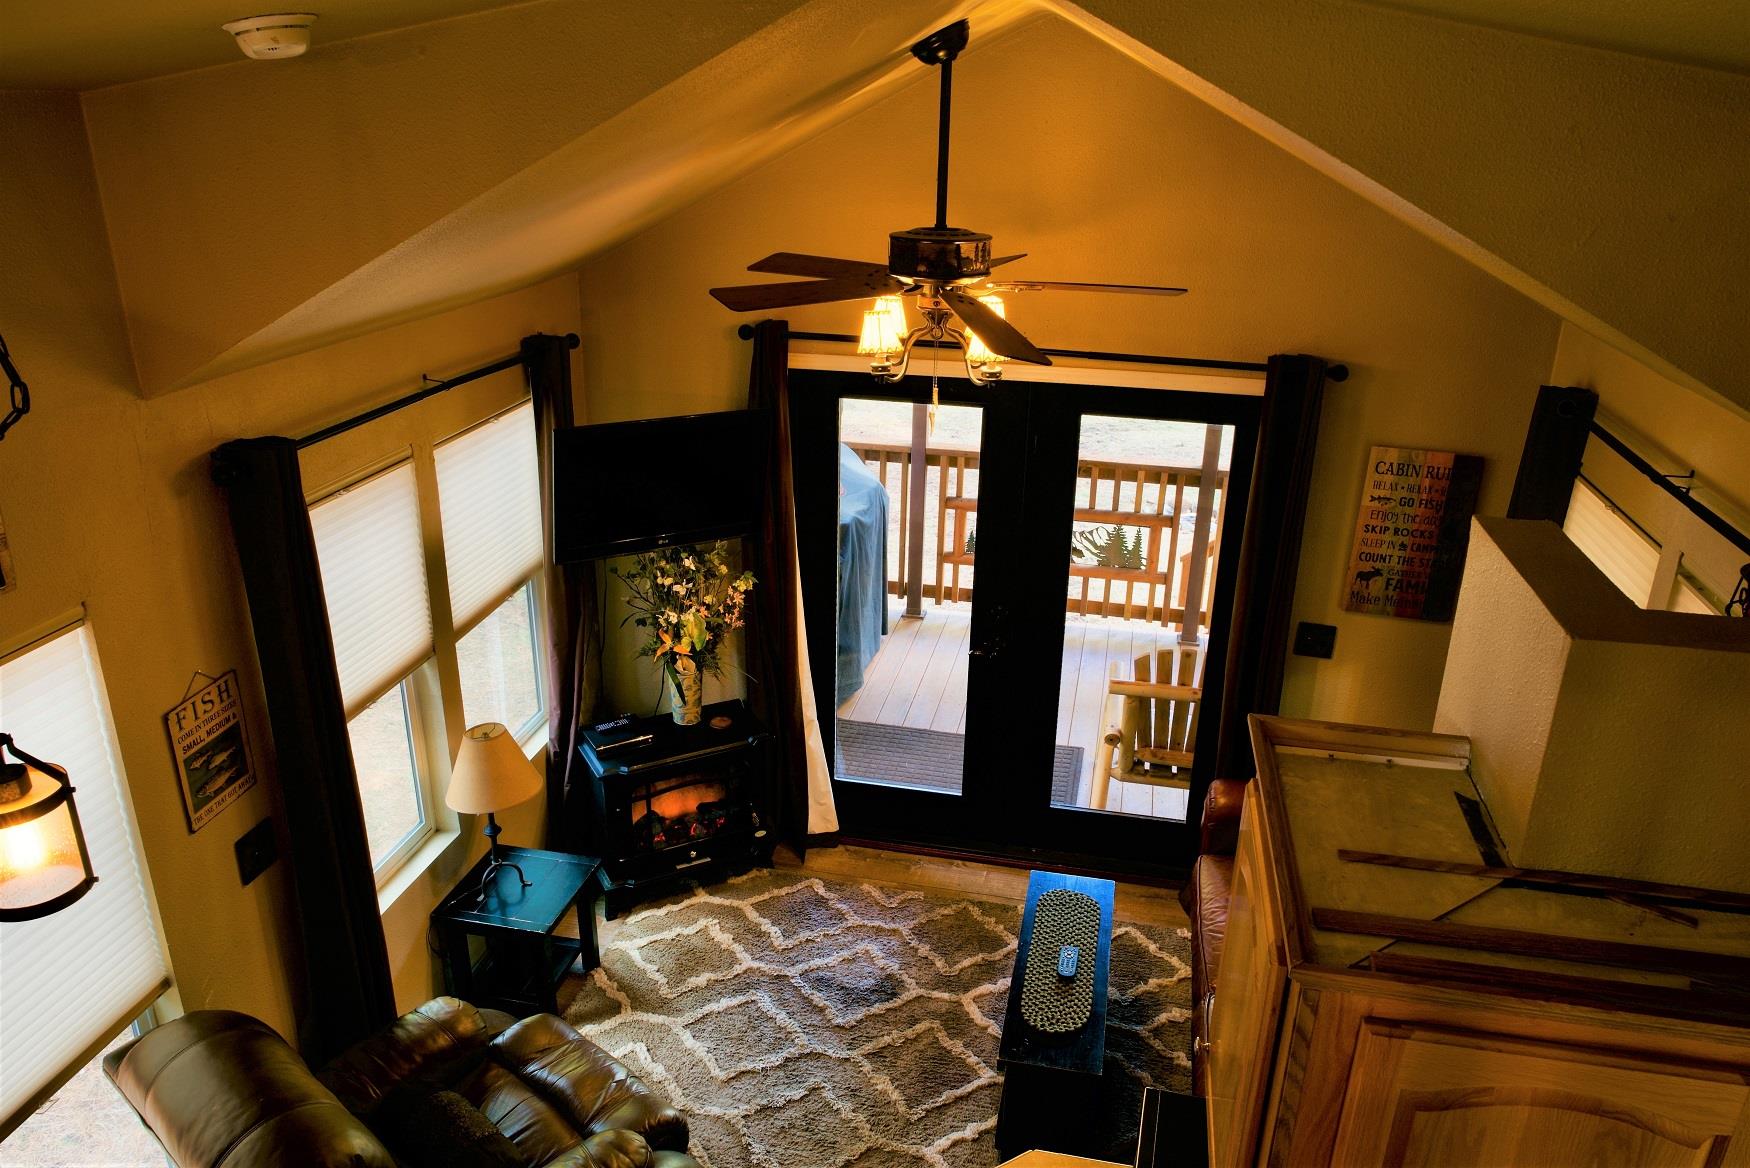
[890,227,992,284]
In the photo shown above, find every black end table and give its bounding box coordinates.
[431,846,601,1017]
[995,869,1116,1160]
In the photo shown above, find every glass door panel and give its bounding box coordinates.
[832,397,983,797]
[1051,415,1236,822]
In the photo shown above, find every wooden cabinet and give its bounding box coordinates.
[1207,794,1290,1168]
[1205,717,1750,1168]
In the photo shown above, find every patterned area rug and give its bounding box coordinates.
[560,869,1192,1167]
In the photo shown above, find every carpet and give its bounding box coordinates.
[561,869,1192,1168]
[835,720,1084,807]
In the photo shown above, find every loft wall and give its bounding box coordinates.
[574,15,1564,730]
[0,91,583,1033]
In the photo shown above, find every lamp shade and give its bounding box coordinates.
[0,748,97,922]
[445,723,543,815]
[857,296,907,358]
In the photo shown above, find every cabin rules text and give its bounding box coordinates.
[1342,446,1484,621]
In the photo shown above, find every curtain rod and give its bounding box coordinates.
[740,324,1349,382]
[296,333,580,450]
[1589,421,1750,557]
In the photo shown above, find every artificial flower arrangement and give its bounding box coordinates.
[611,542,756,723]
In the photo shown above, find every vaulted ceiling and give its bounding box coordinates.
[12,0,1750,414]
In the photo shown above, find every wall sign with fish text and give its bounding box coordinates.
[165,670,256,832]
[1342,445,1484,622]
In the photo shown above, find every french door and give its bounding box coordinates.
[791,368,1259,878]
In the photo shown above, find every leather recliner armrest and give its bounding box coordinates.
[489,1015,690,1154]
[1199,777,1250,857]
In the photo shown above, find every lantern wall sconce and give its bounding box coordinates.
[0,734,97,921]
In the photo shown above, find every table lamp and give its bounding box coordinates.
[447,723,543,902]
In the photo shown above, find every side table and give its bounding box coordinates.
[431,845,601,1017]
[995,869,1116,1160]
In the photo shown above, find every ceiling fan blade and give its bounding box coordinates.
[747,252,891,280]
[710,274,904,312]
[987,253,1027,268]
[983,280,1188,296]
[942,287,1051,366]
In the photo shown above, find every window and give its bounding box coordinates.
[1563,478,1660,606]
[307,400,548,890]
[0,625,170,1139]
[435,403,546,743]
[310,461,437,883]
[457,586,543,738]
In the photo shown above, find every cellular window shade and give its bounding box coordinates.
[310,462,434,717]
[0,627,170,1135]
[435,402,544,634]
[1564,478,1660,607]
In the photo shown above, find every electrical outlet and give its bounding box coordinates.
[1293,622,1337,659]
[235,817,278,886]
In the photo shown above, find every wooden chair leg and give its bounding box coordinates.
[1092,732,1116,811]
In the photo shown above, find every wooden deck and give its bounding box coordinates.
[835,602,1194,820]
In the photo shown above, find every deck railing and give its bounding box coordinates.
[848,441,1228,630]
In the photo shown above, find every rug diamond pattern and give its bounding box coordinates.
[562,870,1191,1167]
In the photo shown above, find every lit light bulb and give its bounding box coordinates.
[963,295,1008,370]
[0,818,49,875]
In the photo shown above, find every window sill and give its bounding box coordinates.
[376,826,466,917]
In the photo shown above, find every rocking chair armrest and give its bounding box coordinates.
[1107,680,1201,702]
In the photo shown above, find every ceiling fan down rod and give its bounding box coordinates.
[935,55,952,229]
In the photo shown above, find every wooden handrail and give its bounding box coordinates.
[846,440,1227,630]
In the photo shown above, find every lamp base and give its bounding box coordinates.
[472,811,533,904]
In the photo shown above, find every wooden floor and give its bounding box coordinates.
[836,602,1194,821]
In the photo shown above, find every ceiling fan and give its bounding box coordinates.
[708,19,1187,384]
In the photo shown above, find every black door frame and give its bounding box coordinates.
[792,368,1261,881]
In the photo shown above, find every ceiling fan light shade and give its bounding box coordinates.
[962,295,1008,369]
[857,296,908,360]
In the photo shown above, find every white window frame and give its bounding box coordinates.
[307,400,551,893]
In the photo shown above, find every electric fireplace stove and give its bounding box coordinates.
[579,699,773,917]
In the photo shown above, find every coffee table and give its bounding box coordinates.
[995,869,1116,1159]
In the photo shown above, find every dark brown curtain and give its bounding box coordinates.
[211,437,396,1065]
[1507,385,1598,523]
[1213,354,1329,778]
[522,333,604,850]
[743,320,813,852]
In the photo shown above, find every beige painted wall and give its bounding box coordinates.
[575,16,1563,729]
[78,0,809,393]
[0,92,582,1036]
[70,0,1749,424]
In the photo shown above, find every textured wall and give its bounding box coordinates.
[1437,519,1750,891]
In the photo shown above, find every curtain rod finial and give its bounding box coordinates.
[737,324,757,341]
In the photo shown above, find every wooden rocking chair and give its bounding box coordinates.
[1090,644,1203,811]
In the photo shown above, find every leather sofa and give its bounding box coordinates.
[105,996,699,1167]
[1178,777,1247,1097]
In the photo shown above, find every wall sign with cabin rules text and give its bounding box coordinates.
[1342,445,1484,622]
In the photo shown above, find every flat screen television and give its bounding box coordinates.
[552,409,770,562]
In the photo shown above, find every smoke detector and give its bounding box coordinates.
[222,13,318,60]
